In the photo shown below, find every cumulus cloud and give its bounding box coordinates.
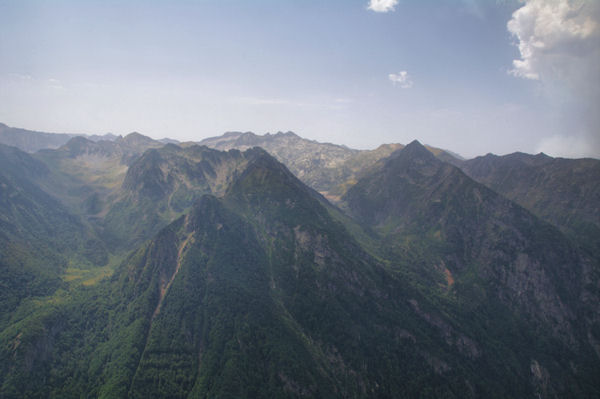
[507,0,599,80]
[508,0,600,158]
[367,0,399,13]
[388,71,413,88]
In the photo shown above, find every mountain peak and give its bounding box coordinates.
[232,147,294,187]
[65,135,93,146]
[273,131,299,138]
[225,148,327,221]
[62,136,96,154]
[402,139,436,159]
[385,139,439,169]
[120,132,156,145]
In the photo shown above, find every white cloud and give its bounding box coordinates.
[507,0,600,80]
[367,0,399,13]
[388,71,413,88]
[507,0,600,158]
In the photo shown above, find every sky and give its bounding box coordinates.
[0,0,598,159]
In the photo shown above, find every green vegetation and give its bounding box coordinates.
[0,139,598,398]
[460,152,600,257]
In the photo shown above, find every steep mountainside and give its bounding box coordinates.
[1,124,599,398]
[344,141,600,386]
[459,152,600,255]
[0,144,108,326]
[1,149,599,398]
[102,144,262,248]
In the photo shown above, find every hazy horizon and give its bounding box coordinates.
[1,0,598,159]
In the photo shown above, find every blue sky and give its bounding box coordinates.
[0,0,598,158]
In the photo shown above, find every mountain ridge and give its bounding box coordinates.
[458,151,600,256]
[0,122,119,153]
[0,124,599,398]
[343,141,596,345]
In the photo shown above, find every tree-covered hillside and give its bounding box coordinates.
[0,131,599,398]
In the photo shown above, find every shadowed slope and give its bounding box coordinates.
[460,152,600,256]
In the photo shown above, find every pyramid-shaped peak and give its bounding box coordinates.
[226,147,310,202]
[398,139,437,161]
[404,139,427,152]
[240,147,291,176]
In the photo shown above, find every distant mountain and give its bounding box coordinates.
[199,131,461,200]
[158,137,180,145]
[458,152,600,256]
[0,122,76,152]
[87,133,120,142]
[199,131,359,191]
[0,122,118,153]
[32,133,164,213]
[0,122,463,200]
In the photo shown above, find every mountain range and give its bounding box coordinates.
[0,124,599,398]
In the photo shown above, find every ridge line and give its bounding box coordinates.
[129,225,194,394]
